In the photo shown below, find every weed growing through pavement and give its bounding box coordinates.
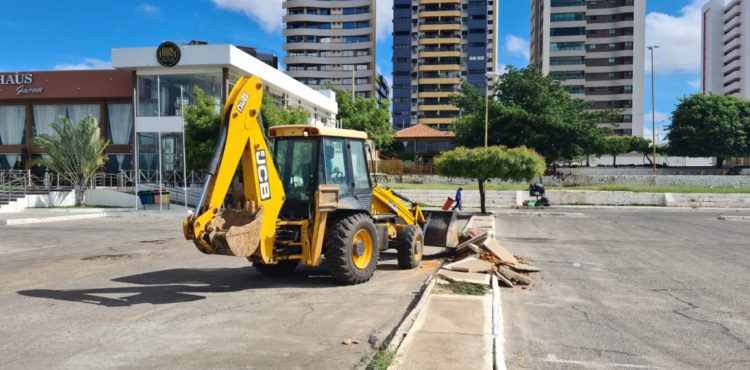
[445,281,488,295]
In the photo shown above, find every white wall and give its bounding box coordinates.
[85,189,142,208]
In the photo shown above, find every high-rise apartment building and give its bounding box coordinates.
[703,0,750,98]
[282,0,377,98]
[530,0,645,136]
[392,0,499,131]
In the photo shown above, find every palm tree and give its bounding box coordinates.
[33,115,108,206]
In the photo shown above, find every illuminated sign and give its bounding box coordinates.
[156,41,181,67]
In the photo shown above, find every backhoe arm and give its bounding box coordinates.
[183,76,285,262]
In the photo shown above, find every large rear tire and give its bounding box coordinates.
[254,260,299,276]
[397,225,424,269]
[325,213,378,285]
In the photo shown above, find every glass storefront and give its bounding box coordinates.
[0,105,25,170]
[137,73,222,117]
[137,132,184,172]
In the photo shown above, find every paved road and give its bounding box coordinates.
[497,208,750,369]
[0,213,436,369]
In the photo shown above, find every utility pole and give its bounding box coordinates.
[648,45,659,176]
[352,66,355,103]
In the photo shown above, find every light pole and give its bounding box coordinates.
[647,45,659,176]
[485,71,503,148]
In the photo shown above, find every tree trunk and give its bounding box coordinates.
[478,179,486,214]
[716,157,725,169]
[613,155,617,167]
[586,155,590,167]
[75,182,86,206]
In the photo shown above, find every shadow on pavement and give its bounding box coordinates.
[17,257,407,307]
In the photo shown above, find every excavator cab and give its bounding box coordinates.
[271,131,373,221]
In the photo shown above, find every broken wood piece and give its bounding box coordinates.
[456,242,482,255]
[494,272,514,287]
[497,266,531,285]
[482,238,519,264]
[438,268,491,286]
[510,262,540,273]
[456,231,488,251]
[443,257,494,273]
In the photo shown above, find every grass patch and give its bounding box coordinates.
[444,281,489,296]
[367,346,396,370]
[380,182,750,194]
[381,181,527,191]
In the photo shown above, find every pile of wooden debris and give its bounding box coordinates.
[437,231,540,288]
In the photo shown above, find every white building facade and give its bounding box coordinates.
[112,43,338,172]
[702,0,750,97]
[530,0,645,137]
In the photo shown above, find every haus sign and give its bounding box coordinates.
[0,73,44,96]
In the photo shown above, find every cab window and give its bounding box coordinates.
[320,138,349,195]
[349,140,371,191]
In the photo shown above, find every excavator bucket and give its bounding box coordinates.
[421,210,466,248]
[207,204,265,257]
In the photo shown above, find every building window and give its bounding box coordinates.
[137,73,222,117]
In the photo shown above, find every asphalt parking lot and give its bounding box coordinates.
[0,213,435,369]
[496,208,750,369]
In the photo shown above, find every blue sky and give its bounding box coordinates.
[0,0,706,141]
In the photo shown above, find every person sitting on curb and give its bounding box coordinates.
[452,187,463,211]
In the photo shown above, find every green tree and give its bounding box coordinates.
[452,65,618,170]
[33,115,108,206]
[626,136,654,165]
[183,87,310,171]
[434,146,545,214]
[260,93,310,127]
[330,87,394,148]
[667,93,750,167]
[183,86,220,171]
[599,136,631,166]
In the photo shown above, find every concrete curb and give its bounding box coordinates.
[491,275,506,370]
[0,212,107,226]
[389,276,437,353]
[718,215,750,221]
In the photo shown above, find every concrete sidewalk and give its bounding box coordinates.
[392,293,493,370]
[0,208,185,226]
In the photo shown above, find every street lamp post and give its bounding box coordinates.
[647,45,659,176]
[485,71,503,148]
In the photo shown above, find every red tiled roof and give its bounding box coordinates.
[394,124,455,139]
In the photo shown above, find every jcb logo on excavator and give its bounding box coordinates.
[256,149,271,201]
[236,93,249,114]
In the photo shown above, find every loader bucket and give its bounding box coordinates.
[422,210,463,248]
[207,206,265,257]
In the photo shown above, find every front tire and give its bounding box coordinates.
[397,225,424,269]
[325,213,378,284]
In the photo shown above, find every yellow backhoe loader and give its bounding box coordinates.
[183,76,458,284]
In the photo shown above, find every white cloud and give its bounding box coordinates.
[645,0,709,74]
[136,4,160,14]
[505,35,530,61]
[54,58,112,71]
[212,0,284,33]
[376,0,393,42]
[687,79,702,89]
[643,111,671,144]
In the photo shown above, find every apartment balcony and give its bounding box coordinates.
[418,91,454,98]
[586,6,634,17]
[283,55,372,65]
[286,69,373,79]
[723,78,742,94]
[724,58,742,73]
[419,0,461,4]
[283,0,371,9]
[583,64,637,73]
[419,10,461,18]
[585,20,635,31]
[418,117,455,126]
[723,36,742,55]
[419,104,459,111]
[418,64,461,72]
[283,27,373,37]
[283,41,374,51]
[418,77,461,85]
[724,23,741,42]
[724,47,742,64]
[418,23,461,32]
[418,50,461,58]
[419,37,461,45]
[283,13,370,23]
[724,68,742,86]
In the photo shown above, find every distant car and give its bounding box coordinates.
[728,166,750,175]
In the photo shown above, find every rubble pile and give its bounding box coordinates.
[437,230,540,288]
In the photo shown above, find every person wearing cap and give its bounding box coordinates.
[452,187,463,210]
